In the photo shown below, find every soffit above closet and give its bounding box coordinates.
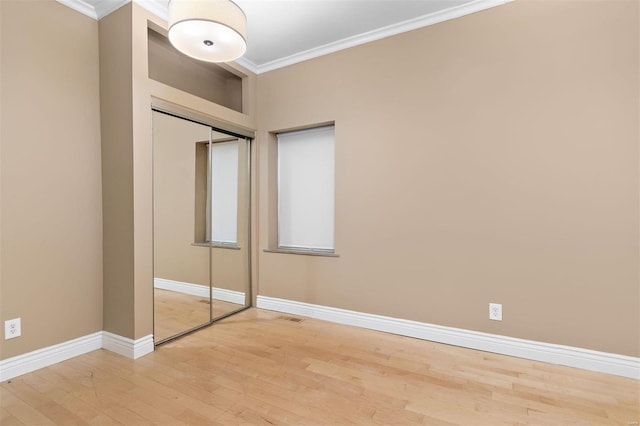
[59,0,510,73]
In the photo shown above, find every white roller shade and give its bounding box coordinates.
[210,140,238,244]
[278,126,335,251]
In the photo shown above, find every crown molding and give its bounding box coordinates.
[56,0,98,20]
[233,56,260,74]
[254,0,512,74]
[56,0,511,74]
[55,0,166,21]
[134,0,168,22]
[94,0,129,19]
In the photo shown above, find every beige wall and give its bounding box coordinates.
[256,0,640,357]
[0,0,4,341]
[0,0,103,359]
[99,4,136,340]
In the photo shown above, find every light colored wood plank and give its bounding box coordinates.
[1,308,638,425]
[0,385,55,425]
[0,413,26,426]
[154,288,245,342]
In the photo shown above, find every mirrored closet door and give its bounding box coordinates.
[152,110,251,344]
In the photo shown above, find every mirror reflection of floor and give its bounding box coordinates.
[154,288,244,342]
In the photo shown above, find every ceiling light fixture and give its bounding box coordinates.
[168,0,247,63]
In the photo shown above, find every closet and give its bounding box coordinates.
[152,110,252,343]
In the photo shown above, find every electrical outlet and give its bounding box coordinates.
[489,303,502,321]
[4,318,21,339]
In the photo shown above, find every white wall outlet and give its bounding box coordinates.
[4,318,21,339]
[489,303,502,321]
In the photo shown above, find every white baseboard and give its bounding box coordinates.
[0,277,244,382]
[102,332,154,360]
[154,277,246,305]
[0,332,103,382]
[5,296,635,383]
[256,295,640,380]
[0,331,154,382]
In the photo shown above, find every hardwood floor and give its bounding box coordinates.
[1,308,638,425]
[154,288,245,342]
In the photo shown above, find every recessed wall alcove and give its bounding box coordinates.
[147,27,243,112]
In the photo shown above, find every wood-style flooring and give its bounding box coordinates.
[1,308,638,425]
[154,288,245,342]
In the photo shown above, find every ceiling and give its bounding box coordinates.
[235,0,477,68]
[61,0,508,73]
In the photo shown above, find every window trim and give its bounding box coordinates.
[263,248,339,258]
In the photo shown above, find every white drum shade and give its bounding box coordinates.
[168,0,247,63]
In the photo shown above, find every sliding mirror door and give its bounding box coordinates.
[208,135,251,319]
[153,111,211,342]
[152,110,251,344]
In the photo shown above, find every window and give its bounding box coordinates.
[208,140,239,245]
[277,125,335,252]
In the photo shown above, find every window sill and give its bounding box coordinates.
[263,248,339,258]
[192,242,241,250]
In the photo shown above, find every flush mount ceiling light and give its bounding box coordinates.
[168,0,247,63]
